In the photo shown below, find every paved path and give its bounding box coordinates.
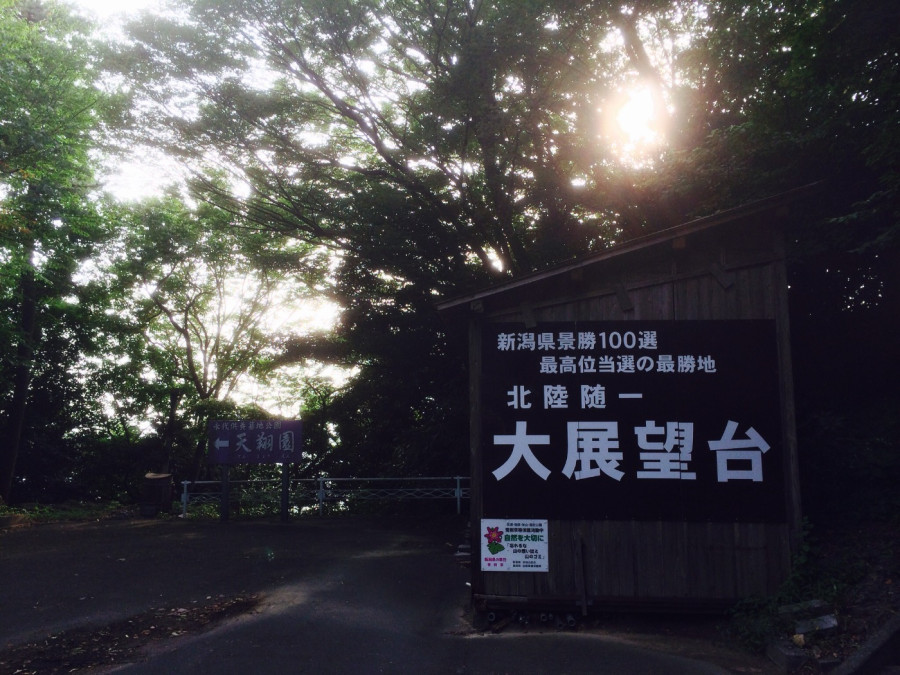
[1,515,735,674]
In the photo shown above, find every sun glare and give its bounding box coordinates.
[616,87,658,145]
[603,83,668,166]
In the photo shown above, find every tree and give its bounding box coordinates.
[612,0,900,520]
[116,1,682,275]
[104,193,331,478]
[113,0,676,474]
[0,0,113,503]
[113,0,898,480]
[659,0,899,252]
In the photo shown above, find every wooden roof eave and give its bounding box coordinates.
[436,182,822,316]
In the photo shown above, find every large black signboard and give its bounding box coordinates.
[481,321,786,522]
[208,420,303,465]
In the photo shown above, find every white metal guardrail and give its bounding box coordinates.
[180,476,471,517]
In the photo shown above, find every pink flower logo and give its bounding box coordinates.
[484,526,505,554]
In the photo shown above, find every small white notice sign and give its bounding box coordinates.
[480,519,549,572]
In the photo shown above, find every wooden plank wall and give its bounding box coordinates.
[471,220,799,611]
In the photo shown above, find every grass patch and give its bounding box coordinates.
[728,519,874,653]
[0,500,138,523]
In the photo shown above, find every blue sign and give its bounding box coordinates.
[208,420,303,465]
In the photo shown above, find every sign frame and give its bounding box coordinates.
[481,320,786,523]
[480,519,549,572]
[208,419,303,465]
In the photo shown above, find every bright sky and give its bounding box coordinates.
[69,0,162,22]
[66,0,175,201]
[72,0,666,195]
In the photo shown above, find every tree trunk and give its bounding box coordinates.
[159,389,181,474]
[0,241,38,504]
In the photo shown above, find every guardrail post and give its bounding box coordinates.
[220,466,230,522]
[280,464,290,523]
[455,476,462,515]
[181,481,190,517]
[317,477,325,515]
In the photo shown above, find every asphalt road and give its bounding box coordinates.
[1,514,736,674]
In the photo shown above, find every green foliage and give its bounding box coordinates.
[798,400,900,523]
[181,500,221,521]
[114,0,660,478]
[729,595,781,654]
[665,0,899,249]
[80,193,339,485]
[106,194,308,402]
[729,520,868,653]
[0,500,130,522]
[0,0,118,503]
[0,0,896,503]
[117,0,683,276]
[102,0,899,485]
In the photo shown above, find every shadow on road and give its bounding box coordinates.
[1,515,770,673]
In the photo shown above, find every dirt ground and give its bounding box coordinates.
[791,521,900,672]
[0,512,897,674]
